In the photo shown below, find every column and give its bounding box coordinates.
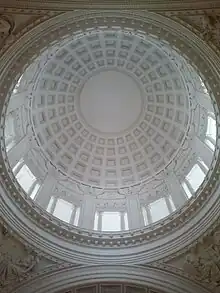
[78,196,96,230]
[193,136,213,167]
[7,135,31,167]
[126,196,144,229]
[166,172,187,209]
[165,196,173,213]
[146,206,152,224]
[121,212,125,231]
[34,172,56,209]
[98,211,102,231]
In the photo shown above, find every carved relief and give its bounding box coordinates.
[183,230,220,291]
[201,13,220,45]
[0,9,219,292]
[0,225,39,289]
[175,11,220,47]
[0,252,39,288]
[0,15,15,46]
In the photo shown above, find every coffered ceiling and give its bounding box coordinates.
[0,2,220,293]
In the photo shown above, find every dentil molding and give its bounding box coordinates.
[0,10,220,264]
[0,7,219,293]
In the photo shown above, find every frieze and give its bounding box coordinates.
[169,11,220,49]
[0,14,15,46]
[146,221,220,292]
[0,12,60,55]
[0,225,39,290]
[183,230,220,292]
[2,264,211,293]
[0,7,219,292]
[0,219,69,264]
[0,11,219,263]
[0,251,39,288]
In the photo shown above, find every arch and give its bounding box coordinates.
[12,265,209,293]
[0,10,219,264]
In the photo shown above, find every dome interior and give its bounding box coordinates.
[4,28,217,233]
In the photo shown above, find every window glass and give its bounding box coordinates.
[186,164,206,191]
[207,116,216,141]
[182,182,192,198]
[73,207,80,226]
[53,199,74,223]
[101,212,121,231]
[149,198,169,222]
[16,164,36,193]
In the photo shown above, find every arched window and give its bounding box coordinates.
[53,198,74,223]
[148,198,170,223]
[16,164,37,193]
[47,197,80,225]
[142,196,175,225]
[182,161,206,198]
[186,163,206,192]
[93,211,129,231]
[102,212,121,231]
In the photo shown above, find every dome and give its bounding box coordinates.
[30,31,191,188]
[2,5,220,293]
[3,22,217,233]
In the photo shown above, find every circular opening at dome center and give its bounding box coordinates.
[79,70,143,134]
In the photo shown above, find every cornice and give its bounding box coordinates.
[0,0,220,11]
[5,265,210,293]
[0,11,219,264]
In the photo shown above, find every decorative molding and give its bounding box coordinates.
[0,251,39,289]
[148,222,220,292]
[0,225,40,290]
[0,1,219,11]
[54,283,165,293]
[7,265,210,293]
[183,228,220,291]
[0,11,60,55]
[0,14,15,46]
[0,7,219,293]
[169,11,220,49]
[0,10,219,264]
